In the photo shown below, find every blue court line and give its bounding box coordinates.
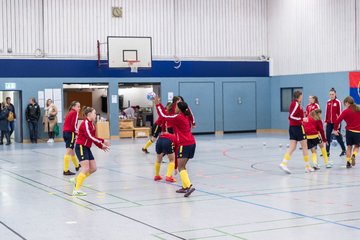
[100,167,360,231]
[230,183,360,198]
[195,188,360,231]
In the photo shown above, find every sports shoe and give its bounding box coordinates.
[320,152,330,157]
[339,150,346,157]
[346,161,352,168]
[312,164,320,170]
[75,164,81,172]
[351,154,356,166]
[142,148,150,154]
[165,176,176,182]
[63,170,76,176]
[305,166,314,173]
[72,190,87,196]
[325,163,333,168]
[154,175,162,181]
[69,177,76,188]
[184,185,195,197]
[279,164,291,174]
[176,187,188,193]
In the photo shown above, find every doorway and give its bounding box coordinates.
[63,83,109,120]
[0,90,23,143]
[118,83,160,127]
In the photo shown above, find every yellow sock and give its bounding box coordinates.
[346,157,351,163]
[281,153,291,165]
[312,153,318,165]
[75,172,86,191]
[86,172,90,177]
[144,140,153,150]
[166,162,175,177]
[71,155,79,168]
[179,170,191,188]
[304,155,310,167]
[155,162,161,176]
[63,155,71,172]
[321,147,329,164]
[353,151,358,157]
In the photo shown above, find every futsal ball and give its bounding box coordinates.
[146,92,156,101]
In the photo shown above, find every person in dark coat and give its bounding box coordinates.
[6,97,16,138]
[0,102,10,145]
[25,97,41,143]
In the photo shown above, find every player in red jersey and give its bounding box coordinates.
[155,97,196,197]
[325,88,346,157]
[70,107,110,196]
[303,109,332,169]
[280,90,313,174]
[334,96,360,168]
[305,96,320,117]
[62,101,81,175]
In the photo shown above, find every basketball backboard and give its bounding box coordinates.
[107,36,152,69]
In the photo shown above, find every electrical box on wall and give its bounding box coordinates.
[112,7,122,18]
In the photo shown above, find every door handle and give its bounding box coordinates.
[238,97,242,104]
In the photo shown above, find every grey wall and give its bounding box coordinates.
[270,72,349,129]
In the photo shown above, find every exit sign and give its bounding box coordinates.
[5,83,16,89]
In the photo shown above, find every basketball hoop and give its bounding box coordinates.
[128,60,140,73]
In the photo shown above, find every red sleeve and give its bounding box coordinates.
[334,110,346,131]
[70,111,79,133]
[188,107,196,125]
[305,105,310,116]
[156,104,179,125]
[84,120,104,148]
[316,120,327,142]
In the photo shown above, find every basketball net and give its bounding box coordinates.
[128,60,139,73]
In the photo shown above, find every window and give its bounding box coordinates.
[281,87,303,112]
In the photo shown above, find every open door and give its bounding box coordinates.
[0,90,23,143]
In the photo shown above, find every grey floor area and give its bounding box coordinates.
[1,133,360,240]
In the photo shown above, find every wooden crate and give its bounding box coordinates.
[119,129,134,138]
[134,127,150,138]
[95,121,110,139]
[119,119,134,129]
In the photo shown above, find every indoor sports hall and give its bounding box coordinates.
[1,1,360,239]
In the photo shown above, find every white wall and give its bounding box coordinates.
[92,88,108,119]
[0,0,267,60]
[0,0,43,56]
[119,87,154,109]
[268,0,356,76]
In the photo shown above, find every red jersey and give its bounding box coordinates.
[305,103,320,116]
[156,104,196,146]
[159,132,176,144]
[334,107,360,132]
[303,116,327,142]
[288,100,304,126]
[325,98,342,123]
[76,118,104,149]
[63,109,78,133]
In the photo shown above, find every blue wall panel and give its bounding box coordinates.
[179,82,215,133]
[270,72,349,130]
[223,82,256,131]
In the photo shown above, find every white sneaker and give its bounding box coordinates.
[47,139,51,143]
[69,177,76,188]
[305,166,314,173]
[72,189,87,196]
[312,164,320,170]
[279,164,291,174]
[326,163,333,168]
